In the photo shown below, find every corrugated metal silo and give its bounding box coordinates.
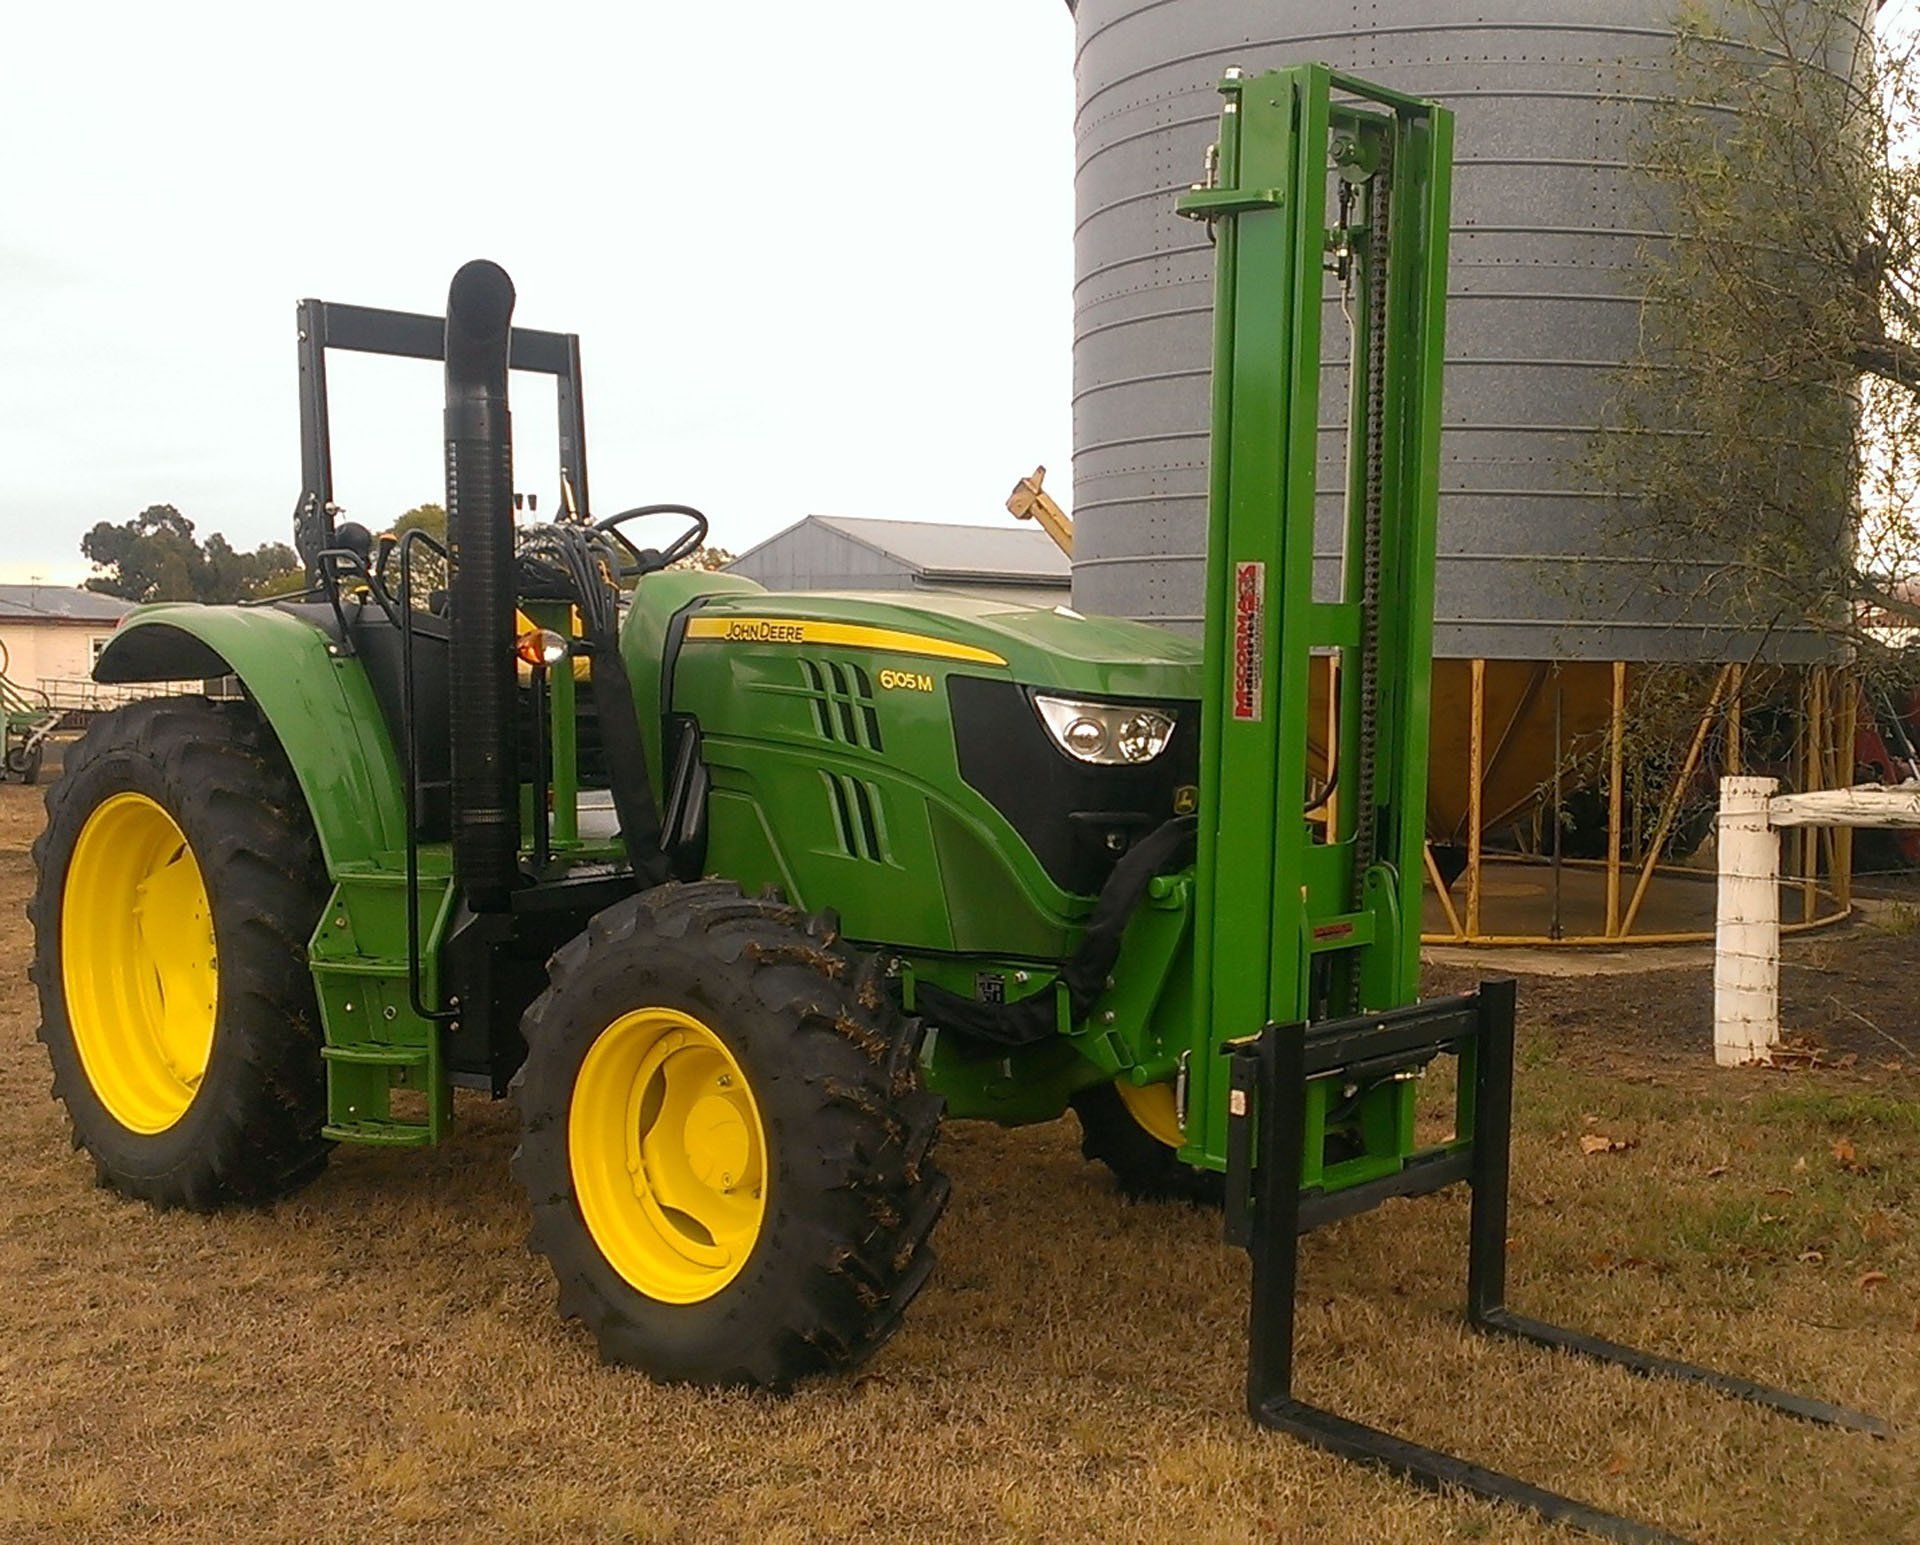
[1069,0,1868,656]
[1065,0,1872,943]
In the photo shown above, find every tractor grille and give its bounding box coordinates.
[821,771,890,863]
[798,659,883,752]
[948,676,1199,896]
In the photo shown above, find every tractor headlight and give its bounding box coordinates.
[1032,695,1176,766]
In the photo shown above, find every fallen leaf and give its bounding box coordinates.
[1765,1186,1795,1198]
[1603,1452,1631,1476]
[1706,1164,1730,1179]
[1580,1134,1612,1155]
[1799,1249,1825,1265]
[1862,1210,1901,1245]
[1832,1137,1858,1166]
[1793,1156,1809,1174]
[1859,1271,1889,1293]
[1760,1213,1785,1225]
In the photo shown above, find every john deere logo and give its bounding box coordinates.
[878,668,934,693]
[1173,785,1199,815]
[723,620,806,643]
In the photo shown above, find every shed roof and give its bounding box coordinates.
[0,585,137,623]
[734,516,1069,585]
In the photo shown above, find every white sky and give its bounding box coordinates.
[0,1,1076,584]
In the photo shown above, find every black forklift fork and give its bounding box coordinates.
[1225,979,1887,1545]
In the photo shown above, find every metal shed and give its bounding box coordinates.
[727,516,1070,607]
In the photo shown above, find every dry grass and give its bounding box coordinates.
[1,777,1916,1542]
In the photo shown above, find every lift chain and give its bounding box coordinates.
[1350,141,1393,923]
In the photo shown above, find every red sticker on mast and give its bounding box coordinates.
[1231,560,1265,722]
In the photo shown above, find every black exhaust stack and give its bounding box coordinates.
[444,259,519,912]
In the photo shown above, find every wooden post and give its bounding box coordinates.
[1466,658,1486,939]
[1715,777,1781,1066]
[1606,660,1625,938]
[1803,667,1824,924]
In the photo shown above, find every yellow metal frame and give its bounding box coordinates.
[1423,659,1855,948]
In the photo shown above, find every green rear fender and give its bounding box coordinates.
[93,604,409,874]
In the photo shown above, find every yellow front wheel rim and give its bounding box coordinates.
[1115,1079,1184,1148]
[569,1007,769,1304]
[60,791,219,1134]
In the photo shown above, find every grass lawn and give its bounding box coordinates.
[1,779,1914,1541]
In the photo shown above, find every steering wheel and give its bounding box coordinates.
[592,504,709,577]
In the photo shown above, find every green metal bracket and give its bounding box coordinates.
[1177,186,1287,220]
[311,864,457,1145]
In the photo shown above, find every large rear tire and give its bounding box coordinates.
[29,696,332,1209]
[513,881,949,1389]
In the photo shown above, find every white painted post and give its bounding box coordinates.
[1714,776,1780,1067]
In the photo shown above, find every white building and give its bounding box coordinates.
[0,586,137,707]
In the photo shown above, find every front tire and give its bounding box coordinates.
[29,696,332,1209]
[1072,1080,1223,1206]
[513,881,950,1389]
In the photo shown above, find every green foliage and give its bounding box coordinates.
[671,545,734,573]
[82,505,302,604]
[1592,0,1899,658]
[390,503,449,601]
[392,503,446,542]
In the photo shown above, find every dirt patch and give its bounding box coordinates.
[0,779,1915,1542]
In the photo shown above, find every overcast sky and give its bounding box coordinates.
[0,2,1076,584]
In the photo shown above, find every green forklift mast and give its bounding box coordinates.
[1186,67,1882,1543]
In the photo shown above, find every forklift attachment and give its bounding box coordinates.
[1225,979,1887,1544]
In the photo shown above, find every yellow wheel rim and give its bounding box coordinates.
[60,791,218,1134]
[569,1007,769,1304]
[1115,1079,1184,1148]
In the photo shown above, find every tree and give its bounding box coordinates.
[390,503,449,601]
[1589,0,1920,672]
[672,545,735,572]
[81,505,301,604]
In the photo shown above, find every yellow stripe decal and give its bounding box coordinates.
[683,616,1007,667]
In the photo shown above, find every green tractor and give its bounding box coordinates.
[29,68,1878,1536]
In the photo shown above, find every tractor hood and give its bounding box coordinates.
[676,586,1201,703]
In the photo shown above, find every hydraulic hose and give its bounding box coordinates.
[444,259,519,912]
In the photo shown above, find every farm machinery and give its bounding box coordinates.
[30,68,1881,1539]
[1,641,59,784]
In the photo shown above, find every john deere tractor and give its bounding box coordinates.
[30,69,1879,1536]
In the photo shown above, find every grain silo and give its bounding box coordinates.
[1064,0,1874,942]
